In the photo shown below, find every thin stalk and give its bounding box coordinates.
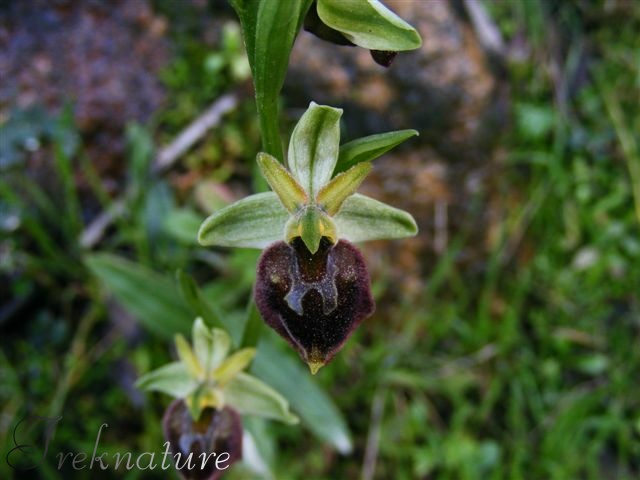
[257,95,284,162]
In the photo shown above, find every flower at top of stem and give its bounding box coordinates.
[136,318,298,424]
[197,102,418,253]
[197,102,419,373]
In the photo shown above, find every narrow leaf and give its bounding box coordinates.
[177,270,225,329]
[197,192,288,248]
[240,299,263,349]
[317,0,422,51]
[334,193,418,242]
[257,152,307,212]
[215,348,257,385]
[224,372,299,425]
[288,103,343,197]
[252,336,352,453]
[336,129,418,174]
[162,208,202,245]
[136,362,198,398]
[316,162,372,215]
[86,253,192,339]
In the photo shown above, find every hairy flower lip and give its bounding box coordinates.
[255,238,375,373]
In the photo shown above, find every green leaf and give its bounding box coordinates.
[136,362,198,398]
[240,299,264,349]
[316,162,372,215]
[317,0,422,51]
[257,152,307,212]
[85,253,192,339]
[334,193,418,242]
[197,192,288,248]
[224,372,299,425]
[177,271,225,329]
[215,348,257,385]
[336,129,418,174]
[252,336,352,453]
[288,103,343,197]
[162,208,202,245]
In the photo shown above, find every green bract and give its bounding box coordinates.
[198,102,418,253]
[136,317,298,424]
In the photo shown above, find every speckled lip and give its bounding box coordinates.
[255,238,375,372]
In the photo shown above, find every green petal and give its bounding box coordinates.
[257,152,308,212]
[335,129,418,174]
[214,348,257,385]
[334,193,418,242]
[288,102,342,197]
[197,192,288,248]
[316,162,372,215]
[175,334,204,379]
[135,362,199,398]
[224,372,299,424]
[317,0,422,51]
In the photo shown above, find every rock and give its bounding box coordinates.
[0,0,170,180]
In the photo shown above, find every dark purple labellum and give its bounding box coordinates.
[255,238,375,373]
[163,400,242,480]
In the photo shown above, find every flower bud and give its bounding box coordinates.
[255,238,375,374]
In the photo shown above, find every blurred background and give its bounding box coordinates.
[1,0,639,478]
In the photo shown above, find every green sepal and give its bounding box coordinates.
[334,193,418,242]
[336,129,418,174]
[257,152,308,212]
[316,162,372,215]
[197,192,288,248]
[224,372,299,425]
[288,103,343,197]
[316,0,422,52]
[135,362,198,399]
